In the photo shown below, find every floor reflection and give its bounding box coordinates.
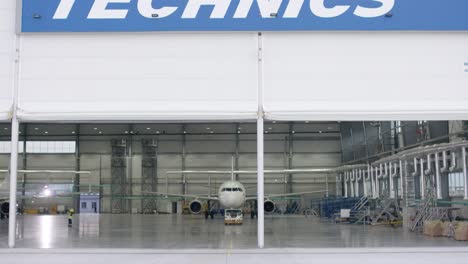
[0,214,466,249]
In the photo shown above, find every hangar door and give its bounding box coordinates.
[17,33,258,122]
[263,32,468,121]
[0,0,15,121]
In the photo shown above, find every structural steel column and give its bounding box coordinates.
[182,124,187,195]
[74,124,81,213]
[463,147,467,200]
[257,32,264,249]
[21,124,27,205]
[8,29,21,249]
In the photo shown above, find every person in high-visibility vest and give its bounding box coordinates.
[68,209,75,227]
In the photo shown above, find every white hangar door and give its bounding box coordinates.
[263,32,468,121]
[0,1,16,121]
[17,33,258,122]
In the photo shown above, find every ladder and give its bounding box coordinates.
[351,196,369,211]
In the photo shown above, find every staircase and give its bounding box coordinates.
[350,196,370,224]
[351,196,369,212]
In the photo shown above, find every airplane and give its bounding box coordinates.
[142,166,339,219]
[0,169,92,219]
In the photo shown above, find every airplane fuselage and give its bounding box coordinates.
[217,180,246,209]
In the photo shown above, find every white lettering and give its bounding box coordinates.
[354,0,395,18]
[53,0,76,19]
[233,0,252,18]
[88,0,131,19]
[182,0,231,19]
[137,0,178,18]
[284,0,304,18]
[235,0,284,18]
[309,0,350,18]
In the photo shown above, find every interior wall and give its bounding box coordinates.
[0,123,340,213]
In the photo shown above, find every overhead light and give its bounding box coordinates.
[319,131,323,133]
[34,128,39,130]
[156,131,160,134]
[206,127,211,130]
[237,131,241,134]
[238,127,242,130]
[268,127,272,130]
[146,127,151,130]
[265,131,268,133]
[99,131,102,134]
[272,121,276,124]
[291,131,295,134]
[183,131,187,134]
[44,131,48,134]
[44,185,48,189]
[43,189,52,197]
[130,131,134,134]
[93,127,98,130]
[210,131,214,134]
[328,127,333,130]
[72,131,75,134]
[3,128,7,130]
[124,131,129,134]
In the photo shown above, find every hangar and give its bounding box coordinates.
[1,0,468,263]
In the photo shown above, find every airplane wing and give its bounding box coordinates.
[245,190,327,200]
[141,191,218,201]
[166,169,334,175]
[0,170,91,174]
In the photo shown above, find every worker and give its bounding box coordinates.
[67,209,75,227]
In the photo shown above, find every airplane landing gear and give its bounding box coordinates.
[251,211,257,219]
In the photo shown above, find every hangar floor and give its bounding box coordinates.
[0,214,466,248]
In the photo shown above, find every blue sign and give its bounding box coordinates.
[21,0,468,32]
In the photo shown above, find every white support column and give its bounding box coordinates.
[399,160,404,199]
[389,163,395,198]
[435,152,442,199]
[363,167,368,197]
[420,157,425,199]
[344,172,348,198]
[463,147,467,200]
[8,115,19,248]
[370,165,375,198]
[256,32,264,249]
[354,169,359,197]
[8,32,21,249]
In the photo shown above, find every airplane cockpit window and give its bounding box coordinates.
[238,188,243,192]
[225,188,232,192]
[232,188,239,191]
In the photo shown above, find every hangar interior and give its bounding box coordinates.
[1,120,467,248]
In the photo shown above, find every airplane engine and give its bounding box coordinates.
[0,202,9,215]
[264,200,275,214]
[189,200,203,214]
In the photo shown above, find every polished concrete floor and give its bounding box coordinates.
[0,214,466,249]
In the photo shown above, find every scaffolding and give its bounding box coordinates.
[111,139,128,214]
[141,139,158,214]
